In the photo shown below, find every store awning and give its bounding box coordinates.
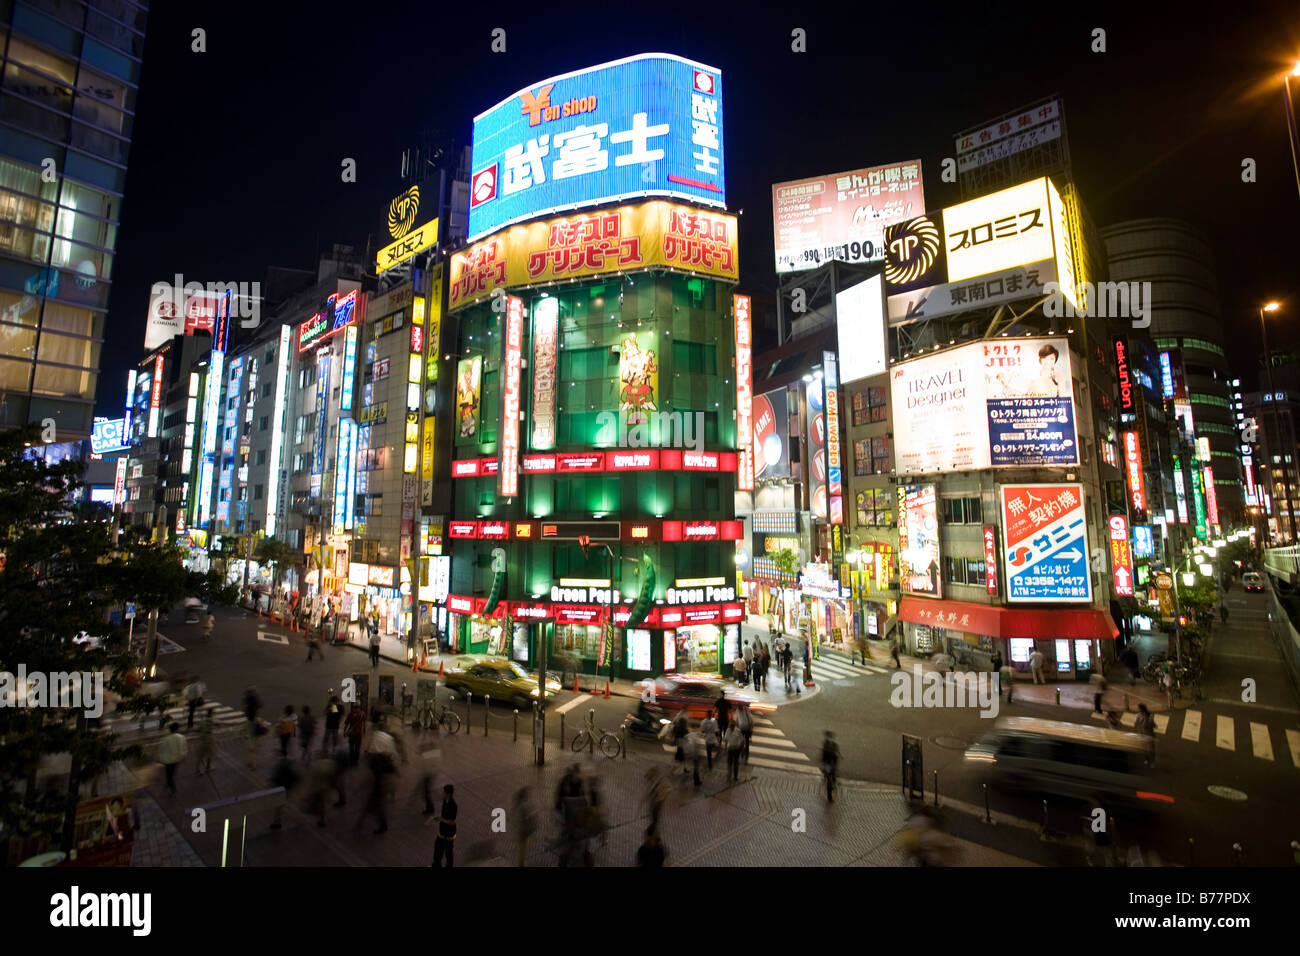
[899,598,1118,641]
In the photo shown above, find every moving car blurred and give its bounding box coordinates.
[183,597,207,624]
[442,655,561,709]
[636,673,774,719]
[1242,572,1265,593]
[72,631,102,650]
[965,716,1171,808]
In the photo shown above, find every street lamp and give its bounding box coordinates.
[1283,60,1300,207]
[1258,301,1297,543]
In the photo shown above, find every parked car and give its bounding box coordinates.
[1242,572,1265,593]
[636,673,775,720]
[442,655,561,709]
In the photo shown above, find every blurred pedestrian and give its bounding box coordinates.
[323,695,343,753]
[305,627,323,662]
[637,826,666,867]
[513,787,537,867]
[431,784,458,867]
[715,692,731,737]
[269,756,299,829]
[194,708,215,775]
[803,641,812,684]
[183,676,206,730]
[1134,703,1156,766]
[725,723,744,781]
[685,728,703,787]
[344,703,366,766]
[700,711,719,770]
[276,705,297,758]
[157,722,187,795]
[890,640,901,669]
[298,705,316,759]
[644,767,670,833]
[990,650,1003,674]
[305,751,338,826]
[1000,662,1015,703]
[369,626,381,668]
[359,719,398,834]
[1219,603,1228,624]
[1029,647,1046,684]
[736,703,753,763]
[1092,673,1108,714]
[671,711,688,768]
[418,724,443,815]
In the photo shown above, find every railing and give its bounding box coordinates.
[1264,546,1300,585]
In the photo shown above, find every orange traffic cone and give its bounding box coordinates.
[437,660,445,677]
[573,674,581,694]
[603,679,611,699]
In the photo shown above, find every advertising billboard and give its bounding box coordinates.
[90,418,129,455]
[333,418,356,535]
[456,356,482,438]
[1000,483,1091,603]
[531,295,559,449]
[265,324,292,536]
[339,325,359,412]
[1202,465,1219,527]
[954,99,1063,174]
[890,337,1078,473]
[835,275,887,385]
[982,525,999,595]
[753,388,789,480]
[1123,430,1147,521]
[824,351,842,524]
[897,483,941,598]
[298,290,362,352]
[772,160,924,273]
[1108,514,1134,597]
[310,354,331,499]
[1132,524,1154,559]
[734,294,753,491]
[498,296,524,497]
[468,54,724,241]
[806,377,827,520]
[450,200,738,311]
[883,177,1078,322]
[144,282,220,351]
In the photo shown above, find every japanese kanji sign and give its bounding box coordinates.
[1108,514,1133,597]
[1000,483,1092,604]
[448,200,738,311]
[468,54,724,241]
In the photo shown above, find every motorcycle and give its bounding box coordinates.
[624,710,669,740]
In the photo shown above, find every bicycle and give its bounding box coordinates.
[571,713,622,758]
[415,697,461,735]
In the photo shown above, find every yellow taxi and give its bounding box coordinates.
[443,655,562,709]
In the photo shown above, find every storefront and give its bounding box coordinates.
[798,563,851,648]
[898,597,1116,679]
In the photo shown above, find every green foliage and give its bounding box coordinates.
[254,535,299,588]
[772,548,799,577]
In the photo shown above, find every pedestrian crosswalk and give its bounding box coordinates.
[660,712,821,776]
[809,652,893,681]
[99,699,246,736]
[1089,707,1300,767]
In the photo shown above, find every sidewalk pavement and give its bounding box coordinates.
[112,707,1064,868]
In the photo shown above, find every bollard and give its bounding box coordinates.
[513,709,518,742]
[983,783,991,824]
[1124,693,1130,711]
[932,770,939,807]
[485,695,491,736]
[1232,842,1242,866]
[1055,687,1061,706]
[620,724,627,760]
[1041,799,1049,838]
[587,708,596,754]
[902,759,910,797]
[466,692,472,730]
[1188,837,1195,867]
[560,712,566,749]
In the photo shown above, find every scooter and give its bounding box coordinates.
[624,710,669,740]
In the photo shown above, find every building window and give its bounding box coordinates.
[255,449,267,465]
[855,489,892,527]
[262,382,272,397]
[966,559,986,587]
[942,496,982,524]
[254,484,264,500]
[854,437,891,476]
[850,386,887,427]
[259,415,269,431]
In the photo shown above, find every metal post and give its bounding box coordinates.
[513,709,518,742]
[587,707,595,754]
[1188,837,1195,867]
[466,692,472,731]
[1232,842,1243,866]
[983,783,991,823]
[560,713,566,751]
[902,759,909,797]
[1041,799,1049,838]
[1055,687,1060,706]
[484,695,490,736]
[932,770,939,807]
[621,724,627,760]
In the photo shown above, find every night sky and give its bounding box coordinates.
[96,0,1300,417]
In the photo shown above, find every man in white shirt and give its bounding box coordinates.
[1029,648,1046,684]
[183,676,207,729]
[157,723,188,795]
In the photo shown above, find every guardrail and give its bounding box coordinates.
[1264,546,1300,585]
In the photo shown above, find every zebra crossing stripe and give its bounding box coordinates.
[746,755,821,775]
[1153,714,1170,735]
[1287,729,1300,768]
[1215,715,1234,751]
[1182,710,1201,742]
[750,743,809,760]
[1249,722,1274,761]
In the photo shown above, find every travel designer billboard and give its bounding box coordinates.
[890,337,1078,473]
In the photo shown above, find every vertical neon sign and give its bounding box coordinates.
[498,295,523,497]
[734,294,753,491]
[266,324,292,535]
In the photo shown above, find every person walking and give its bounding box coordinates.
[344,703,366,766]
[418,724,443,815]
[157,723,188,796]
[759,645,772,691]
[715,693,731,738]
[201,612,215,642]
[803,640,813,685]
[243,686,263,770]
[732,653,747,686]
[644,767,670,834]
[671,711,688,770]
[999,661,1015,703]
[1219,602,1229,625]
[305,627,323,662]
[512,786,537,867]
[990,650,1003,674]
[821,730,840,803]
[323,695,343,754]
[194,708,215,775]
[637,826,666,867]
[369,626,381,668]
[700,711,719,770]
[276,705,298,758]
[298,705,316,760]
[736,704,753,764]
[183,676,206,730]
[685,728,704,787]
[431,784,458,867]
[1092,673,1108,714]
[1134,703,1156,766]
[1029,647,1046,684]
[306,751,340,827]
[360,719,398,834]
[890,639,901,669]
[742,640,754,685]
[725,722,744,782]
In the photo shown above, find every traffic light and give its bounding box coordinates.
[625,553,656,628]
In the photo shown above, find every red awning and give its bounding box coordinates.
[899,598,1118,641]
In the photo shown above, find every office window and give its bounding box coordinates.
[255,449,267,465]
[254,484,264,500]
[259,415,269,431]
[262,382,272,397]
[942,496,982,524]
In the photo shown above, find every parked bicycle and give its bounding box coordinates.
[571,711,622,758]
[415,695,461,734]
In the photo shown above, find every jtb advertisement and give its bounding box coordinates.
[984,338,1078,466]
[469,54,725,240]
[1000,483,1091,603]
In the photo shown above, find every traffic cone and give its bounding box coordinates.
[603,679,611,699]
[437,660,445,677]
[573,674,581,694]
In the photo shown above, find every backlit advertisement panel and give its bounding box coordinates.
[753,388,789,480]
[806,377,827,520]
[824,351,842,524]
[1173,456,1189,523]
[891,338,1078,473]
[148,353,165,438]
[531,296,559,449]
[298,290,361,352]
[836,275,886,384]
[266,325,292,535]
[333,418,357,534]
[90,418,129,454]
[468,54,725,241]
[897,484,940,598]
[1123,430,1147,521]
[498,296,523,497]
[1109,515,1134,597]
[449,200,738,311]
[456,356,482,438]
[339,325,358,412]
[772,160,924,273]
[1000,483,1091,603]
[310,354,331,499]
[1203,466,1219,527]
[983,526,998,595]
[1191,465,1208,539]
[113,455,127,506]
[944,178,1059,283]
[618,331,659,429]
[1133,524,1154,558]
[734,294,753,491]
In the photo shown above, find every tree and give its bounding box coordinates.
[0,425,145,853]
[255,535,299,592]
[772,548,800,578]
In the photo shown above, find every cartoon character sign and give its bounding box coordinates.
[618,334,658,427]
[457,356,482,438]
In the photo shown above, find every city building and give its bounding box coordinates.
[1244,348,1299,543]
[0,0,149,439]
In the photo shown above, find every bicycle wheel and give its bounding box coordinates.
[599,732,622,759]
[570,731,589,752]
[440,711,461,735]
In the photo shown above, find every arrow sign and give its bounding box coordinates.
[1115,567,1131,588]
[1058,549,1084,562]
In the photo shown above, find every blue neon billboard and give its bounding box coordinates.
[310,354,331,499]
[90,418,130,454]
[468,53,725,241]
[340,325,358,412]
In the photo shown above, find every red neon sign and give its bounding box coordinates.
[451,459,481,478]
[734,294,754,491]
[1123,431,1146,517]
[606,450,659,471]
[498,296,523,496]
[1108,515,1133,596]
[449,521,478,538]
[983,526,998,595]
